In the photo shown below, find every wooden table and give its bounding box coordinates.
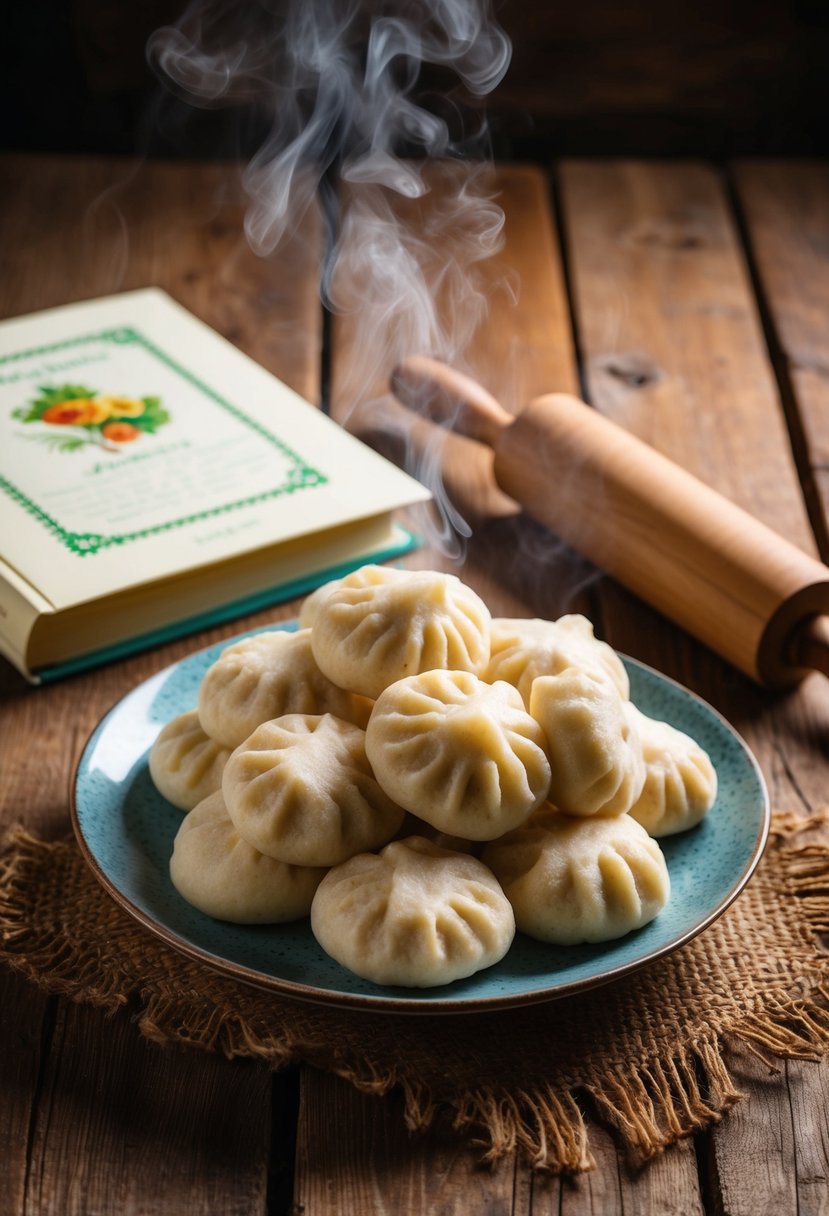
[2,152,829,1215]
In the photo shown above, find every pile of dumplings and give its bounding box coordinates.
[149,564,718,989]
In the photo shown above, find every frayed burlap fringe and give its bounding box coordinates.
[2,809,829,1175]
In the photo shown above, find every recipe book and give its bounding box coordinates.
[0,289,431,683]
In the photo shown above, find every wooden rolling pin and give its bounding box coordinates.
[391,355,829,689]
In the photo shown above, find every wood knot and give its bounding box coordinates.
[593,352,662,389]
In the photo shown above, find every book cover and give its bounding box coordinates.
[0,289,431,680]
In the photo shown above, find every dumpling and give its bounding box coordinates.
[148,709,231,811]
[482,807,670,944]
[170,791,326,923]
[529,669,645,817]
[365,670,551,841]
[222,713,405,866]
[198,628,372,749]
[298,579,344,628]
[310,836,515,987]
[485,614,629,704]
[626,705,717,836]
[310,566,491,699]
[297,564,396,628]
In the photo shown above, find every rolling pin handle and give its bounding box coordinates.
[391,356,511,448]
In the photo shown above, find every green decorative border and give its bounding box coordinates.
[1,326,327,555]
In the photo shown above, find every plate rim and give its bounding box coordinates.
[70,633,771,1015]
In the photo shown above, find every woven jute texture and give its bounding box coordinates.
[2,810,829,1174]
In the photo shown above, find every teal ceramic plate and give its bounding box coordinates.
[72,626,769,1014]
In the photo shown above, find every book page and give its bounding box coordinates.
[0,290,430,609]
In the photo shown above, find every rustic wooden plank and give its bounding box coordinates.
[731,160,829,556]
[509,1115,705,1216]
[560,158,829,1216]
[474,164,581,408]
[294,1069,518,1215]
[331,162,579,412]
[0,152,323,1216]
[329,162,578,524]
[23,1003,272,1216]
[561,160,814,548]
[0,154,321,402]
[698,1048,829,1216]
[698,1048,799,1216]
[295,1068,707,1216]
[785,1058,829,1216]
[560,1122,704,1216]
[0,975,52,1215]
[559,157,818,690]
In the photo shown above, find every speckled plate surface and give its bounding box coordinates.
[71,625,770,1014]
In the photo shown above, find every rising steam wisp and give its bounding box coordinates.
[149,0,512,556]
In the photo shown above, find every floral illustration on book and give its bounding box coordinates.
[12,384,170,453]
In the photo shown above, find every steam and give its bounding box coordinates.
[148,0,512,554]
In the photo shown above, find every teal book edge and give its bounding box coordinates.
[35,527,422,684]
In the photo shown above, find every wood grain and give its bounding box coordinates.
[329,162,578,525]
[23,1004,272,1216]
[0,977,52,1215]
[732,160,829,557]
[560,157,829,1216]
[557,1124,705,1216]
[0,154,321,401]
[295,1071,517,1214]
[701,1049,799,1216]
[3,151,829,1215]
[561,160,814,548]
[0,153,323,1216]
[785,1058,829,1216]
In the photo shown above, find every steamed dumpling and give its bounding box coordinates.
[365,670,551,841]
[198,628,372,749]
[298,579,344,628]
[310,566,491,699]
[148,710,231,811]
[485,614,629,704]
[529,669,645,817]
[298,564,397,628]
[482,807,670,944]
[311,836,515,987]
[627,705,717,836]
[170,791,326,923]
[222,713,405,866]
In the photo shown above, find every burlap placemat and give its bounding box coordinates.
[2,810,829,1174]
